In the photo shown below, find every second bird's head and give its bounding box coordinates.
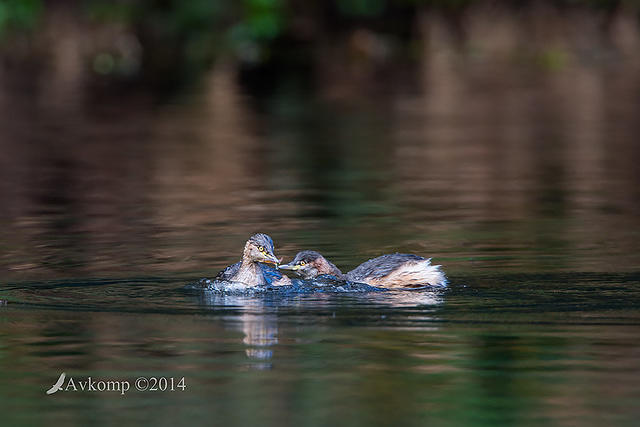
[279,250,328,279]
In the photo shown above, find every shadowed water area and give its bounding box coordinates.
[2,8,640,425]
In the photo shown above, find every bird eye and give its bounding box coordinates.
[258,246,264,252]
[299,261,306,266]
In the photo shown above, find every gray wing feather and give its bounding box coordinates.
[215,261,241,281]
[346,253,426,281]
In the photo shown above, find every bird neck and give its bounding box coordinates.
[316,256,345,279]
[235,254,265,286]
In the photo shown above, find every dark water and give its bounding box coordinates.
[1,54,640,426]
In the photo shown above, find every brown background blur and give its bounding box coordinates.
[1,0,639,280]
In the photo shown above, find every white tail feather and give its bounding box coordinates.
[368,259,447,288]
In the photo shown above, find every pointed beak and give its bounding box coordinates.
[261,252,281,266]
[278,263,297,271]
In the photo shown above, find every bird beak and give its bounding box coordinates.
[261,253,280,266]
[278,263,297,271]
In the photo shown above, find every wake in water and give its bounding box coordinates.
[187,274,386,295]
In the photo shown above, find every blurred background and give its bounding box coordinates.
[1,0,639,279]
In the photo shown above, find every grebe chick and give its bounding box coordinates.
[215,233,291,288]
[280,251,446,289]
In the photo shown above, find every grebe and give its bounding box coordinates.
[215,233,291,288]
[279,251,446,289]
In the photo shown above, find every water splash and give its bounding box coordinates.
[188,274,386,295]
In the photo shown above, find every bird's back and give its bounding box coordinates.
[215,261,241,281]
[346,253,446,289]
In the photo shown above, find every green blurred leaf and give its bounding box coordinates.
[0,0,42,37]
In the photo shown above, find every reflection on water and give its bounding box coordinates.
[199,293,280,369]
[197,288,445,370]
[2,38,640,280]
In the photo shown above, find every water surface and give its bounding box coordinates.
[1,54,640,426]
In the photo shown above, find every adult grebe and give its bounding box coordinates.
[215,233,291,288]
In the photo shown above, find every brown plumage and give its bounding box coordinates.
[215,233,291,288]
[279,251,447,289]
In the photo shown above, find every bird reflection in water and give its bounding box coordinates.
[198,293,278,369]
[196,286,447,371]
